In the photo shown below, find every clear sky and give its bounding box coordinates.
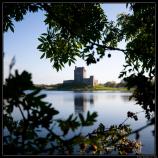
[3,3,131,85]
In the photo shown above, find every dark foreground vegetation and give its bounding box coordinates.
[3,2,155,155]
[3,69,144,155]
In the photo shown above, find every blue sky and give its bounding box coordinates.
[4,3,130,84]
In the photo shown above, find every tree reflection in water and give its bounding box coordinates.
[120,95,131,102]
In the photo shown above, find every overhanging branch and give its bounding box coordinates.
[89,41,127,53]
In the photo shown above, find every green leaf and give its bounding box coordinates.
[67,114,73,121]
[79,113,85,126]
[85,111,98,126]
[28,89,41,96]
[37,44,43,49]
[40,53,45,59]
[41,33,47,36]
[10,25,14,32]
[38,37,44,43]
[46,51,52,58]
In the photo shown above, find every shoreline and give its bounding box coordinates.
[34,84,134,92]
[38,87,133,92]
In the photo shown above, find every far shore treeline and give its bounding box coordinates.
[34,80,134,91]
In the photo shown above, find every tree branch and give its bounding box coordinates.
[89,41,127,53]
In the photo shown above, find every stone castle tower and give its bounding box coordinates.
[63,66,98,86]
[74,66,86,82]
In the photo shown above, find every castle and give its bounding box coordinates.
[63,66,98,86]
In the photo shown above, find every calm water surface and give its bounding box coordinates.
[12,90,155,154]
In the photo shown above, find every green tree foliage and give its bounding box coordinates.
[3,3,41,32]
[104,81,117,87]
[38,3,128,69]
[116,80,127,88]
[3,2,155,155]
[117,3,155,119]
[3,3,123,70]
[38,3,155,122]
[38,3,110,70]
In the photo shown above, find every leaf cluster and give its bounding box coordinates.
[118,3,155,121]
[3,3,41,32]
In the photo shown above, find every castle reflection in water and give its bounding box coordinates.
[74,93,95,113]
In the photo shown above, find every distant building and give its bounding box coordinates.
[63,66,98,86]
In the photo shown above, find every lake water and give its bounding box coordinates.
[11,90,155,155]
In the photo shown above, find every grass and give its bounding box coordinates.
[93,85,129,91]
